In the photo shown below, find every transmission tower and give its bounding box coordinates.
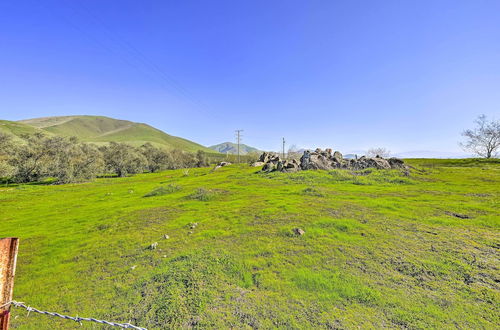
[282,137,286,159]
[235,130,243,164]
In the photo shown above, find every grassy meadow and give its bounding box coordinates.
[1,159,499,329]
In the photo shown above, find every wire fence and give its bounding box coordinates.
[2,301,147,329]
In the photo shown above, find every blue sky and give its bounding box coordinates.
[1,0,499,153]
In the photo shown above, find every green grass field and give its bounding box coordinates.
[1,159,499,329]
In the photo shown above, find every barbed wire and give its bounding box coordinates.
[2,301,147,329]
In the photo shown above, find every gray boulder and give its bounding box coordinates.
[251,161,265,167]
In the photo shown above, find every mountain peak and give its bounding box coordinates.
[209,142,261,155]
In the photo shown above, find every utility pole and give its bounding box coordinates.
[0,238,19,330]
[282,137,286,160]
[235,130,243,164]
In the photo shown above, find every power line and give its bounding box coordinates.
[235,130,243,164]
[47,1,209,112]
[73,2,206,108]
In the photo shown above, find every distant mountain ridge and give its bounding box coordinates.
[209,142,262,155]
[2,115,213,152]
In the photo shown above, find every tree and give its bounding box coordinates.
[140,143,172,172]
[461,115,500,158]
[195,150,209,167]
[11,133,54,182]
[0,132,15,179]
[367,147,390,158]
[100,142,147,177]
[47,138,104,183]
[168,149,195,169]
[287,144,302,160]
[9,134,104,183]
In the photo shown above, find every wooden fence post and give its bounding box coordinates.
[0,238,19,330]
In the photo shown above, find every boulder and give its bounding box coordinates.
[251,161,265,167]
[259,152,278,163]
[262,161,277,172]
[333,151,343,163]
[368,157,391,169]
[211,161,231,172]
[277,161,284,172]
[283,160,300,173]
[387,157,406,169]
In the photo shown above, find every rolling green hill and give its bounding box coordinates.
[210,141,262,155]
[1,159,499,328]
[0,120,52,143]
[17,115,213,152]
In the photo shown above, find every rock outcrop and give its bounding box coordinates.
[257,149,408,173]
[259,152,301,173]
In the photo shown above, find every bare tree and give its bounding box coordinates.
[367,147,390,158]
[287,144,302,160]
[460,115,500,158]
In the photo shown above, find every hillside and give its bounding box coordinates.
[1,159,498,328]
[0,120,41,136]
[17,115,213,152]
[210,141,261,155]
[0,120,52,143]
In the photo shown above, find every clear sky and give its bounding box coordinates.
[1,0,499,153]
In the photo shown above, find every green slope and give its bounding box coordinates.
[0,120,52,142]
[18,115,213,152]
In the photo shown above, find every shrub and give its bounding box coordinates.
[144,184,182,197]
[301,187,324,197]
[187,188,219,201]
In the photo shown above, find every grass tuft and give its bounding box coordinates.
[143,184,182,197]
[187,188,220,201]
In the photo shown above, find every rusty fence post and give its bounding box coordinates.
[0,238,19,330]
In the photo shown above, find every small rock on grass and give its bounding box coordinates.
[294,228,305,236]
[163,234,170,239]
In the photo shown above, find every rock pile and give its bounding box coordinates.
[256,152,300,173]
[257,148,408,173]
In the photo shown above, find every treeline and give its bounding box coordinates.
[0,132,210,184]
